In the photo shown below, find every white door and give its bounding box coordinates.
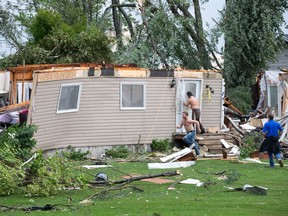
[176,79,203,132]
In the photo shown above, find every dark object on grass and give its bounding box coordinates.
[95,172,108,182]
[224,184,267,195]
[94,160,107,165]
[0,204,74,212]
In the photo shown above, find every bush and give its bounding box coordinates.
[62,145,89,161]
[0,124,38,160]
[239,131,262,158]
[151,138,170,152]
[105,146,130,159]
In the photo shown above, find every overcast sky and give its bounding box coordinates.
[201,0,288,32]
[0,1,287,57]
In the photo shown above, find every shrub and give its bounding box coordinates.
[105,146,130,159]
[151,138,170,152]
[62,145,89,161]
[0,124,38,160]
[239,131,262,158]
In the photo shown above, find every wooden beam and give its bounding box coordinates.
[0,101,29,113]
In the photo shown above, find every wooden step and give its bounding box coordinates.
[173,132,239,156]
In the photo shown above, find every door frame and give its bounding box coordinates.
[176,78,203,132]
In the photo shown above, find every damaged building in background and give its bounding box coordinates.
[1,63,226,158]
[2,43,288,160]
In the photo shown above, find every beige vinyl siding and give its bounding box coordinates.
[201,78,223,129]
[33,77,176,150]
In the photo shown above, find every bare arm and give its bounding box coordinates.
[183,101,189,107]
[188,119,200,132]
[176,120,183,129]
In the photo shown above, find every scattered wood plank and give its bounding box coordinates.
[0,101,30,114]
[160,148,192,162]
[220,139,231,148]
[148,161,195,169]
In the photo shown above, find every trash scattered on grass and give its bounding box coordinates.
[180,178,204,187]
[224,184,267,195]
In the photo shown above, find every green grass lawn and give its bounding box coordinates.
[0,158,287,216]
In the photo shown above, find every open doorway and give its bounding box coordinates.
[176,79,203,132]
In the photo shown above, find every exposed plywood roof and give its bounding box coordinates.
[7,63,138,73]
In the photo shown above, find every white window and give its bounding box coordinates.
[268,85,279,116]
[120,82,146,110]
[57,83,82,114]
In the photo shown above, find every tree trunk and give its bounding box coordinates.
[112,0,123,48]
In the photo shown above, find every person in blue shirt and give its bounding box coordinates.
[260,113,284,168]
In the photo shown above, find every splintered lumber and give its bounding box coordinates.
[224,96,244,115]
[220,139,231,148]
[225,116,244,135]
[0,101,30,113]
[160,147,192,162]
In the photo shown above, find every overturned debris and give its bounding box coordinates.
[224,184,267,195]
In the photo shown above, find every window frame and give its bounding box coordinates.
[120,81,146,110]
[267,83,281,117]
[56,82,82,114]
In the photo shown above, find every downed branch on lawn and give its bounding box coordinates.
[0,204,74,212]
[89,170,181,185]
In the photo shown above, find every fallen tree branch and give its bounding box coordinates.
[20,152,37,169]
[0,204,74,212]
[89,170,181,185]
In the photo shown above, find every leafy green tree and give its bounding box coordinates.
[221,0,288,88]
[1,0,217,70]
[0,4,23,50]
[114,0,215,70]
[0,124,38,160]
[0,7,112,67]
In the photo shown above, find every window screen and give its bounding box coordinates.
[57,83,82,113]
[121,82,146,110]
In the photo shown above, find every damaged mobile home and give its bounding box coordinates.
[5,64,224,158]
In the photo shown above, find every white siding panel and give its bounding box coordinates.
[33,77,176,150]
